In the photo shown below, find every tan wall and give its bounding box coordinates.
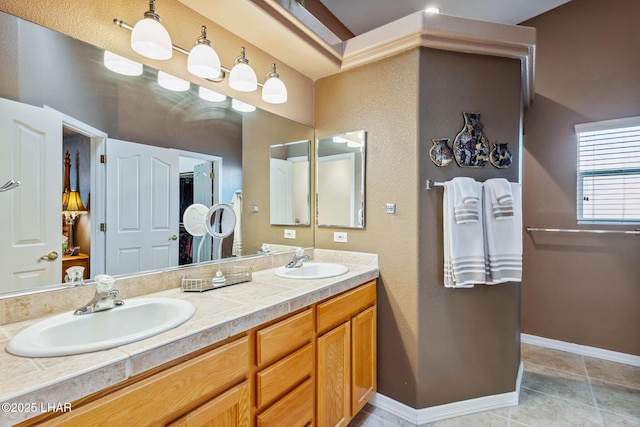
[521,0,640,356]
[242,109,315,255]
[0,0,314,126]
[316,47,523,407]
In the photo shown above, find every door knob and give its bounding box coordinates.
[170,235,178,241]
[40,252,59,261]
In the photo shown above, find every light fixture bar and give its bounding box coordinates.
[114,18,272,86]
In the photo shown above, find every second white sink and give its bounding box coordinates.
[6,298,196,358]
[275,262,349,280]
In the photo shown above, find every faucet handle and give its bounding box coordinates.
[294,247,305,257]
[95,274,115,293]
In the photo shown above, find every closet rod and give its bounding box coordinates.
[526,227,640,236]
[425,179,445,190]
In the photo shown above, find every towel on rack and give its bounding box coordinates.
[231,190,242,256]
[483,182,522,284]
[443,180,485,288]
[453,177,481,224]
[485,178,514,220]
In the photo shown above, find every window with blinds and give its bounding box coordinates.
[575,116,640,224]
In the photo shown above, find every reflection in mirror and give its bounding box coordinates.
[316,131,366,228]
[269,140,311,226]
[0,11,314,297]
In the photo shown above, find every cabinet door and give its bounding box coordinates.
[351,305,376,414]
[317,322,350,427]
[168,381,250,427]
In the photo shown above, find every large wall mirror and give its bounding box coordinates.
[316,131,366,228]
[269,140,311,226]
[0,11,314,296]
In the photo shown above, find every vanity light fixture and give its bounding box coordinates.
[198,86,226,102]
[114,15,288,103]
[158,71,190,91]
[103,51,143,76]
[229,47,258,92]
[231,99,256,112]
[130,0,173,60]
[262,63,287,104]
[187,26,221,79]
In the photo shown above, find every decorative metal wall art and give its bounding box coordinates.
[453,112,490,168]
[489,142,513,169]
[429,138,454,167]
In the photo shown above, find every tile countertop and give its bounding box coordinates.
[0,250,378,426]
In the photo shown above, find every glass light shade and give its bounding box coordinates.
[262,76,287,104]
[188,44,221,79]
[229,62,257,92]
[158,71,190,91]
[131,17,172,60]
[103,51,143,76]
[231,99,256,113]
[198,86,226,102]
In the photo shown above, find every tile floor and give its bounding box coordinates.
[349,343,640,426]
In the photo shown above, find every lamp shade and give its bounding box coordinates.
[158,71,190,91]
[104,51,143,76]
[199,86,226,102]
[231,99,256,112]
[63,191,87,214]
[188,43,221,79]
[262,75,287,104]
[131,17,172,60]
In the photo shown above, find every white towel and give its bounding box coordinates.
[483,182,522,284]
[231,190,242,256]
[443,180,485,288]
[485,178,514,220]
[453,177,481,224]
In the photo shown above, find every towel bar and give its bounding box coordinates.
[526,226,640,236]
[425,179,445,190]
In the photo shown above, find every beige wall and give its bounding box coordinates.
[316,47,523,407]
[521,0,640,356]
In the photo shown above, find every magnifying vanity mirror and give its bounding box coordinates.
[316,131,366,228]
[0,11,314,296]
[269,140,311,226]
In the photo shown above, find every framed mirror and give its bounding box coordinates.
[269,140,311,226]
[0,11,314,296]
[316,131,366,228]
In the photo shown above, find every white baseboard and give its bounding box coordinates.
[370,362,523,425]
[521,333,640,367]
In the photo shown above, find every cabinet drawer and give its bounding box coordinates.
[256,308,313,367]
[256,378,314,427]
[317,281,376,335]
[256,344,313,409]
[40,336,250,426]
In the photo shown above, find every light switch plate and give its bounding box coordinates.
[284,229,296,239]
[333,232,348,243]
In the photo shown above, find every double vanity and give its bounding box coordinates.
[0,249,378,426]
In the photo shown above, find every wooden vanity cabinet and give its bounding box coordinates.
[36,336,251,427]
[316,280,377,427]
[254,308,315,426]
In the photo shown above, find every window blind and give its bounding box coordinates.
[575,116,640,224]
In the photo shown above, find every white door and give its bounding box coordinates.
[0,97,62,292]
[270,158,294,224]
[105,139,179,275]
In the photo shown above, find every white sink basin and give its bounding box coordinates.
[6,298,195,358]
[275,262,349,280]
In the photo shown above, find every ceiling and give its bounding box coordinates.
[318,0,571,36]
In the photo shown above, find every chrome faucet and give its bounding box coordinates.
[74,275,124,315]
[286,248,310,268]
